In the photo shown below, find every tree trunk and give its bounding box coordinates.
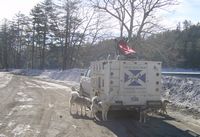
[31,26,35,69]
[41,23,47,69]
[62,4,70,70]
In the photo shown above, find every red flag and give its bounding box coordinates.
[118,40,136,55]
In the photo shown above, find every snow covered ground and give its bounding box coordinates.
[9,69,200,112]
[0,72,13,88]
[10,68,85,83]
[162,76,200,112]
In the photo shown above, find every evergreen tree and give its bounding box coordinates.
[0,20,10,70]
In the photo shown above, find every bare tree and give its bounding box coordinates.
[57,0,107,69]
[89,0,177,42]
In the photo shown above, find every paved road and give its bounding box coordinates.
[0,73,200,137]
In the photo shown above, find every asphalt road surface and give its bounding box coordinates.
[0,72,200,137]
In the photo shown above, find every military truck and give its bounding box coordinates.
[80,59,162,110]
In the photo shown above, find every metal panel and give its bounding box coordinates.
[89,60,161,107]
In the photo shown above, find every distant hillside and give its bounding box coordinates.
[78,22,200,69]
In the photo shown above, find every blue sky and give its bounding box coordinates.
[172,0,200,23]
[152,0,199,30]
[0,0,41,21]
[0,0,199,29]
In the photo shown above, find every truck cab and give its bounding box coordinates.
[80,69,92,97]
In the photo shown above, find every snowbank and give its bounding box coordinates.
[10,69,86,83]
[162,76,200,112]
[39,69,85,82]
[0,72,13,88]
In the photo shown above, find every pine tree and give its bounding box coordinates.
[31,4,46,69]
[0,20,9,70]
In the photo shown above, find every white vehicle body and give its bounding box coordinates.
[80,60,162,110]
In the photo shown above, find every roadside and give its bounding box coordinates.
[0,71,199,137]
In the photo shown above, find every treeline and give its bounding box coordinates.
[143,20,200,68]
[0,0,104,70]
[79,21,200,69]
[0,0,200,69]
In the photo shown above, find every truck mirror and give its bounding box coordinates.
[80,73,84,76]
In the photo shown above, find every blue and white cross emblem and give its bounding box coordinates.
[124,70,146,87]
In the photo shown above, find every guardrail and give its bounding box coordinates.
[162,72,200,77]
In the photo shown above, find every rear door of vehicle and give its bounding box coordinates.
[119,61,148,105]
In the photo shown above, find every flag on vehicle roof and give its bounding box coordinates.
[118,40,136,55]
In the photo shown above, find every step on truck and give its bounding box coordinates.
[80,59,162,111]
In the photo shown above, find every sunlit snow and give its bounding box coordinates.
[0,72,12,88]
